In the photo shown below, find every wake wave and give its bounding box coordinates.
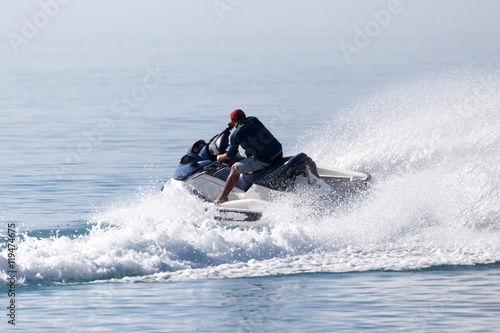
[2,68,500,285]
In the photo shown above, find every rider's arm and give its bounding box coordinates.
[225,128,239,159]
[217,153,231,163]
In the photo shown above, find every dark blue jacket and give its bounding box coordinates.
[226,116,282,162]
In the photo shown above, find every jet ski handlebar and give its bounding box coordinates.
[206,127,232,158]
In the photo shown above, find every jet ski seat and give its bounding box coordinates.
[252,153,319,190]
[213,153,319,192]
[231,153,319,191]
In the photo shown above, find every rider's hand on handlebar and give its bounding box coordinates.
[217,154,227,163]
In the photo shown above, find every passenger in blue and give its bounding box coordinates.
[214,109,282,204]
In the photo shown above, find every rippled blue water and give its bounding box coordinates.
[1,13,500,332]
[15,269,500,332]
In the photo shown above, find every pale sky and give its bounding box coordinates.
[1,0,499,45]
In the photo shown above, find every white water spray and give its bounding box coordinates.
[2,68,499,284]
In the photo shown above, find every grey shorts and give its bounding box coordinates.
[234,156,271,174]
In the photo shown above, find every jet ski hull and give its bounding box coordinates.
[163,128,370,221]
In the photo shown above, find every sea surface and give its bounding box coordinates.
[1,28,500,332]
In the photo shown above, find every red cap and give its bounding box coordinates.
[230,109,245,122]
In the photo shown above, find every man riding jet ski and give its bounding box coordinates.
[166,109,371,221]
[214,109,282,204]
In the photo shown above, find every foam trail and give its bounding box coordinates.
[1,68,500,285]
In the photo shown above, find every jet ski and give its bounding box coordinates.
[163,127,370,221]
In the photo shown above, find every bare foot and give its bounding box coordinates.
[214,194,228,205]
